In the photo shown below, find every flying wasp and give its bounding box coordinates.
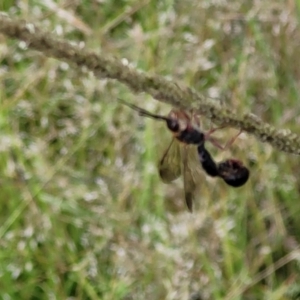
[118,99,249,212]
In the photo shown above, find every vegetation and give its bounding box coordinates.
[1,1,300,299]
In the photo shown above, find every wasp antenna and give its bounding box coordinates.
[117,98,169,121]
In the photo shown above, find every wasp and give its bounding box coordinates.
[118,99,249,212]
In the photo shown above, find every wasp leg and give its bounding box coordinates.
[205,129,243,151]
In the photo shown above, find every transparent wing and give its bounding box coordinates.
[181,144,203,212]
[158,138,181,183]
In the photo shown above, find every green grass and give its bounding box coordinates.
[1,0,300,299]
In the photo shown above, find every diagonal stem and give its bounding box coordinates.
[0,13,300,154]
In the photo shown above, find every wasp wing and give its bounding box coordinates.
[181,144,203,212]
[158,138,181,183]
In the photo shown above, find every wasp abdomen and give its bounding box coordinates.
[197,145,219,177]
[218,159,250,187]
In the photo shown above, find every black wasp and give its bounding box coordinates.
[119,99,249,212]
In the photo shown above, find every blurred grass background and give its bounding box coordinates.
[1,0,300,299]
